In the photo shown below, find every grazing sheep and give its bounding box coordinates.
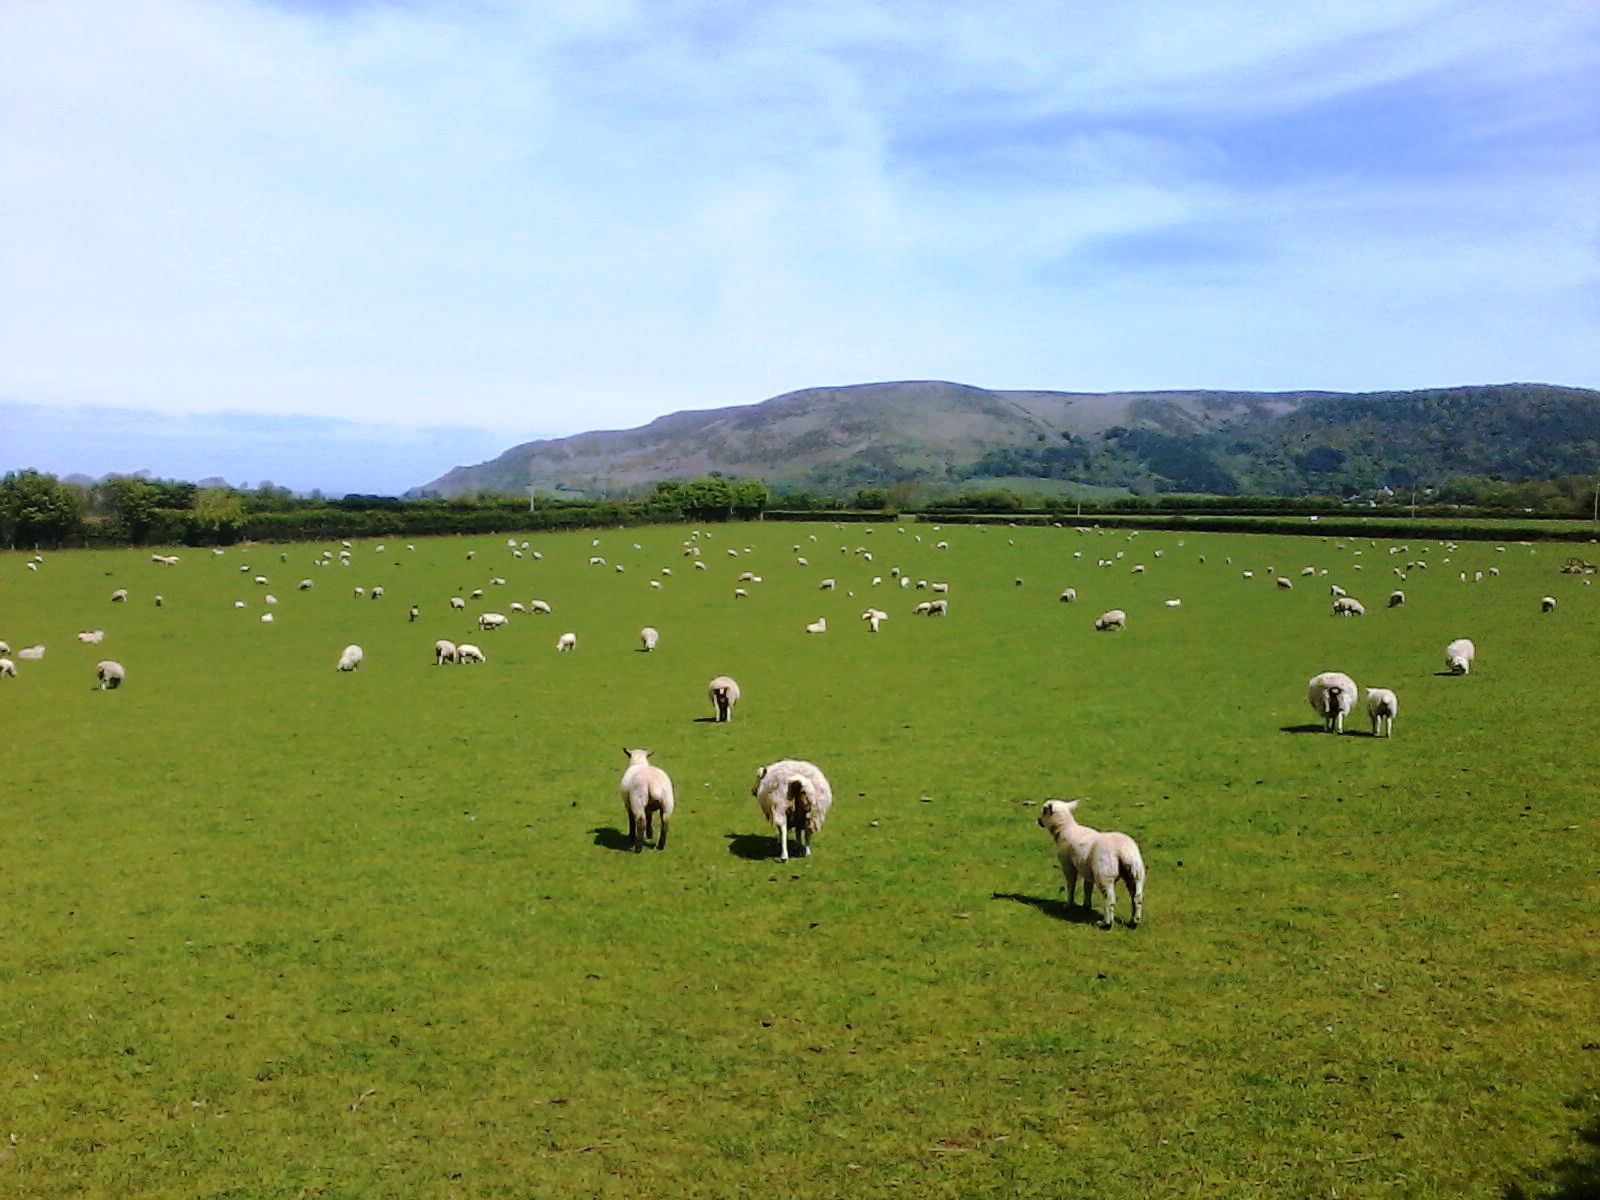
[1276,577,1293,590]
[1541,595,1557,613]
[1307,671,1358,733]
[1330,584,1347,598]
[708,675,741,722]
[529,599,552,614]
[254,576,269,586]
[450,596,467,610]
[1037,799,1145,929]
[111,588,128,602]
[76,630,105,644]
[354,587,366,598]
[733,587,749,599]
[739,571,757,582]
[478,612,509,631]
[619,748,675,853]
[805,616,827,634]
[860,607,889,633]
[818,578,836,590]
[0,658,15,677]
[928,598,949,615]
[1332,597,1366,616]
[299,579,314,591]
[0,641,7,655]
[751,759,833,862]
[1094,608,1127,631]
[370,586,384,599]
[1366,687,1398,738]
[95,660,125,690]
[556,632,577,652]
[457,643,486,664]
[931,581,950,593]
[1388,590,1405,608]
[1445,638,1476,675]
[336,644,364,671]
[435,639,458,665]
[1059,588,1077,603]
[470,588,485,599]
[18,645,45,660]
[260,613,274,623]
[639,626,659,652]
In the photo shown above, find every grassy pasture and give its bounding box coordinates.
[1,523,1597,1199]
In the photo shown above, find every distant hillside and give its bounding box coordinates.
[414,381,1600,498]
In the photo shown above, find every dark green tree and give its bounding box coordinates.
[0,469,84,548]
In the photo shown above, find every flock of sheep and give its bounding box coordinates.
[2,524,1575,928]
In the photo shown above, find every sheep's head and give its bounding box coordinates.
[751,764,768,797]
[1038,798,1080,831]
[624,747,653,765]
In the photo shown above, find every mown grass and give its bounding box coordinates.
[2,524,1597,1198]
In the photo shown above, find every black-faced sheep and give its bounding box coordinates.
[1307,670,1358,733]
[708,676,740,722]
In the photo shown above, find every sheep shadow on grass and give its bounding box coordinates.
[590,826,636,853]
[1279,723,1331,734]
[991,891,1106,927]
[724,832,781,860]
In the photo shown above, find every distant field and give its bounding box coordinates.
[2,524,1597,1199]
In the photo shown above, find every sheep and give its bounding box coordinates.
[1541,595,1557,613]
[1163,598,1182,608]
[1276,577,1292,590]
[1037,799,1145,928]
[354,587,366,598]
[708,675,740,722]
[1366,687,1398,738]
[1299,566,1315,576]
[457,643,486,664]
[739,571,757,582]
[264,594,278,606]
[589,556,606,566]
[76,630,105,644]
[927,598,949,615]
[1241,570,1253,580]
[298,579,314,591]
[1307,671,1358,733]
[0,659,15,677]
[529,599,552,614]
[751,759,833,862]
[94,660,125,690]
[733,588,749,599]
[478,612,509,632]
[805,616,827,634]
[111,588,128,602]
[409,605,420,622]
[1332,597,1366,616]
[796,556,809,567]
[18,645,45,660]
[818,578,836,590]
[1059,588,1077,603]
[912,601,932,615]
[1094,608,1127,631]
[556,632,577,652]
[639,626,659,652]
[254,576,269,586]
[435,639,458,665]
[371,586,384,599]
[619,748,675,852]
[470,588,485,599]
[1388,590,1405,608]
[931,582,950,594]
[1445,638,1476,675]
[260,613,274,623]
[1330,584,1347,598]
[336,644,364,671]
[511,601,527,613]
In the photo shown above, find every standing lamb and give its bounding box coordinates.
[1307,670,1359,733]
[0,659,16,678]
[1332,597,1366,616]
[619,748,675,852]
[556,632,577,652]
[434,639,458,665]
[639,626,659,652]
[457,643,486,664]
[751,759,833,862]
[95,660,126,690]
[478,612,509,631]
[336,644,364,672]
[1445,638,1476,675]
[1366,687,1398,738]
[708,676,741,722]
[1036,799,1145,929]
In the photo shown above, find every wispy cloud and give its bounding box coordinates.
[3,0,1596,489]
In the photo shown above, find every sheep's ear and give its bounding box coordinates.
[623,747,633,759]
[1064,798,1080,812]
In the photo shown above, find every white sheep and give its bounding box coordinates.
[1094,608,1127,631]
[0,659,15,678]
[805,616,827,634]
[76,630,105,644]
[111,588,128,602]
[619,748,675,852]
[1037,799,1145,929]
[18,645,45,660]
[556,632,577,652]
[1307,670,1358,733]
[457,643,486,664]
[0,641,8,655]
[371,586,384,599]
[1388,590,1405,608]
[336,644,364,671]
[931,582,950,593]
[639,626,659,652]
[927,598,949,615]
[1276,577,1292,590]
[478,612,509,631]
[450,596,467,610]
[708,675,741,722]
[529,599,552,614]
[751,759,833,862]
[1445,638,1476,675]
[818,578,836,590]
[1059,588,1077,603]
[1332,597,1366,616]
[96,660,126,689]
[1163,598,1181,608]
[1541,595,1557,613]
[733,587,749,599]
[1365,687,1398,738]
[299,579,314,591]
[435,639,458,665]
[260,613,275,623]
[1330,584,1347,598]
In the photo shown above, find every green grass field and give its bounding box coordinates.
[2,523,1597,1199]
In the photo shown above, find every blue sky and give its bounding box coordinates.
[4,0,1597,493]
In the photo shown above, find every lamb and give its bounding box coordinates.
[1332,597,1366,616]
[639,626,659,652]
[1036,799,1145,929]
[1365,687,1398,738]
[1388,590,1405,608]
[478,612,509,631]
[1307,671,1358,733]
[805,617,827,634]
[751,759,833,862]
[96,660,126,690]
[1094,609,1127,631]
[336,644,364,671]
[556,632,577,652]
[708,675,741,722]
[1541,595,1557,613]
[0,659,15,677]
[457,643,486,664]
[619,748,675,852]
[1445,638,1476,675]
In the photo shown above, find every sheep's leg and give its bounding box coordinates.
[657,814,668,851]
[1128,875,1143,928]
[629,809,644,854]
[777,823,789,862]
[1098,881,1115,929]
[797,828,810,858]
